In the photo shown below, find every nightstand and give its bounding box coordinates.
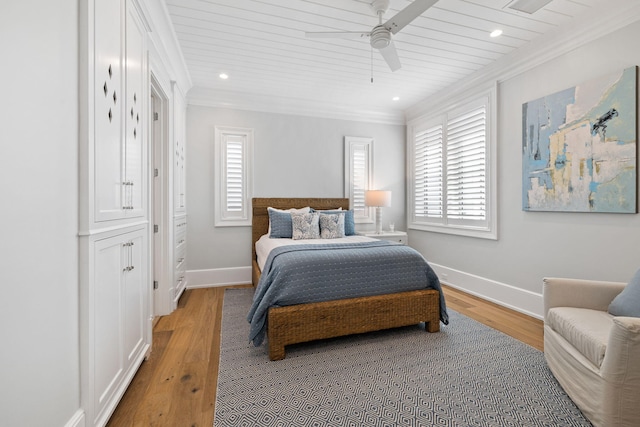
[362,231,408,245]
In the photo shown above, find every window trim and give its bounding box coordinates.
[407,84,497,240]
[214,126,253,227]
[344,136,374,224]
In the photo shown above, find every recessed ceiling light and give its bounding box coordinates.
[490,29,503,38]
[392,96,400,101]
[219,73,229,80]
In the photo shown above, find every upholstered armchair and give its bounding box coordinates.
[543,274,640,427]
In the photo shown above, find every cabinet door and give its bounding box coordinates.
[94,0,124,222]
[122,229,147,364]
[123,2,146,218]
[92,228,148,423]
[173,90,186,213]
[93,234,125,420]
[174,138,186,212]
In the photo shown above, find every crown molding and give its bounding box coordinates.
[404,0,640,121]
[137,0,192,93]
[187,87,406,125]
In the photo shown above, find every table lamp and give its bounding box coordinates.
[365,190,391,234]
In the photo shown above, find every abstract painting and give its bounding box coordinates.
[522,67,637,213]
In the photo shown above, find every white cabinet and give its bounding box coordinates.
[173,87,186,214]
[123,5,147,218]
[89,227,148,426]
[79,0,151,426]
[91,0,147,225]
[92,0,124,222]
[173,216,187,302]
[171,85,187,309]
[174,137,186,212]
[362,231,408,245]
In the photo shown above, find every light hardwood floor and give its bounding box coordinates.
[107,284,543,426]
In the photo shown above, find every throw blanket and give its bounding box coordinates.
[247,241,448,346]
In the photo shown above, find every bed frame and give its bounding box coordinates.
[252,197,441,360]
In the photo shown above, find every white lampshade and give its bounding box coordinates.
[364,190,391,207]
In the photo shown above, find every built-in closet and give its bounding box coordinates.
[78,0,151,425]
[172,84,188,304]
[78,0,189,423]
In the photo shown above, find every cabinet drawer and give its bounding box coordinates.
[175,233,186,251]
[175,244,186,269]
[174,217,187,236]
[175,269,186,288]
[386,235,406,244]
[362,231,408,245]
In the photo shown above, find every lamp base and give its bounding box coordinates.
[375,206,382,234]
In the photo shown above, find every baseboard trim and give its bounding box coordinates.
[184,264,542,318]
[186,266,252,288]
[65,409,85,427]
[431,263,543,320]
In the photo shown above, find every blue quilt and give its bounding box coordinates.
[247,240,448,346]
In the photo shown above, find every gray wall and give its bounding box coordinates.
[186,106,406,270]
[410,20,640,306]
[1,0,80,425]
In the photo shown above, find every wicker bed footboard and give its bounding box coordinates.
[267,289,440,360]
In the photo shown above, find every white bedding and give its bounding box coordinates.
[255,234,378,271]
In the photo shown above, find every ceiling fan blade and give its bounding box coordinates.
[379,40,401,71]
[384,0,438,34]
[305,31,370,39]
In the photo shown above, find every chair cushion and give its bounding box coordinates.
[608,268,640,318]
[546,307,614,368]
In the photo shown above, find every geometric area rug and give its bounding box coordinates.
[214,288,592,426]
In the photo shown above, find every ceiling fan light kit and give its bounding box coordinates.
[370,26,391,49]
[305,0,438,72]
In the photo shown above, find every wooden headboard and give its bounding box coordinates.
[251,197,350,284]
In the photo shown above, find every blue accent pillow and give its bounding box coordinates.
[311,208,356,236]
[343,210,355,236]
[268,208,294,238]
[608,269,640,318]
[268,207,311,238]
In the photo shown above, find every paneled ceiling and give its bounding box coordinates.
[164,0,604,121]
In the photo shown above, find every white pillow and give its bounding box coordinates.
[319,212,346,239]
[291,212,320,240]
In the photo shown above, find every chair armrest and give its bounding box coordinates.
[600,316,640,424]
[543,277,626,320]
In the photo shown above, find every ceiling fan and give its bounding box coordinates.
[305,0,438,72]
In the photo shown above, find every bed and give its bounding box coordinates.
[249,197,447,360]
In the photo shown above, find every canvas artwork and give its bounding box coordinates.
[522,67,637,213]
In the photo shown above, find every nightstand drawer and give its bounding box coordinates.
[362,231,408,245]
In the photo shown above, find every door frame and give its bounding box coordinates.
[149,74,173,317]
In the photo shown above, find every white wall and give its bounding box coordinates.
[0,1,81,426]
[186,106,406,273]
[409,19,640,318]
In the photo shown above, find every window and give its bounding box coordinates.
[344,136,374,223]
[215,126,253,226]
[408,88,496,239]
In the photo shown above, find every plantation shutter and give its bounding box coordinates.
[408,90,494,239]
[215,126,253,226]
[414,125,443,220]
[352,146,368,216]
[344,136,373,223]
[225,136,244,213]
[446,106,486,222]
